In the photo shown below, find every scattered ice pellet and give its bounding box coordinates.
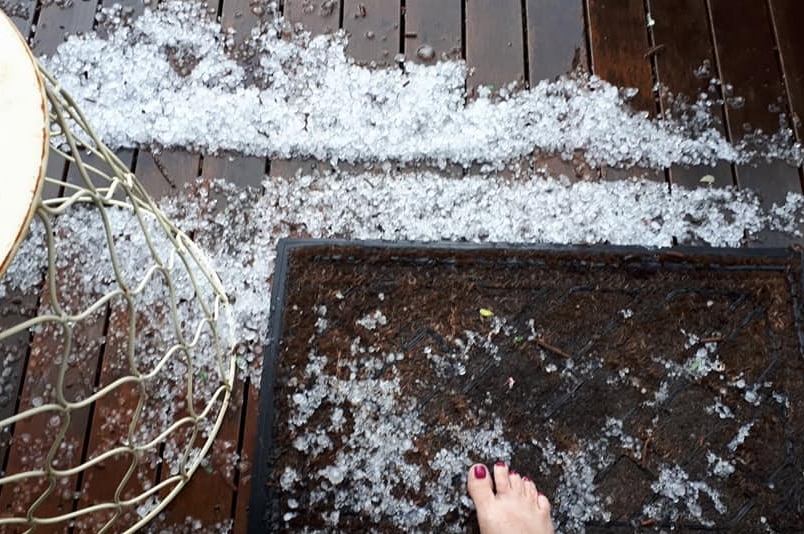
[707,452,735,478]
[744,386,761,406]
[728,422,755,452]
[356,310,388,331]
[705,398,735,419]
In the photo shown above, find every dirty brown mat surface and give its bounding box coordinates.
[250,240,804,533]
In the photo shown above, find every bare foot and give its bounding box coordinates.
[467,462,555,534]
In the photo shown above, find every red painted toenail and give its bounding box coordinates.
[523,476,531,481]
[495,461,506,467]
[474,465,487,479]
[510,469,517,475]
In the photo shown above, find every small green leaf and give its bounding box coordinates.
[514,335,524,343]
[479,308,494,318]
[700,174,715,185]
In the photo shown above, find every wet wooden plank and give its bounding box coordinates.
[395,0,464,177]
[403,0,462,63]
[0,266,107,530]
[67,149,153,534]
[342,0,401,66]
[0,290,39,482]
[709,0,800,217]
[649,0,734,190]
[284,0,341,35]
[525,0,587,84]
[28,0,99,217]
[601,165,663,183]
[1,102,102,524]
[134,151,201,200]
[72,295,161,533]
[50,138,135,203]
[270,0,345,191]
[588,0,661,182]
[157,388,245,531]
[135,5,247,506]
[137,275,239,525]
[268,158,330,179]
[463,0,526,177]
[709,1,788,145]
[465,0,524,93]
[64,149,136,193]
[769,0,804,145]
[32,0,100,57]
[132,0,234,518]
[531,153,595,182]
[666,160,733,191]
[96,0,145,39]
[99,0,141,10]
[10,149,137,531]
[128,0,214,201]
[124,0,218,199]
[29,0,99,297]
[42,155,68,201]
[6,0,38,36]
[200,154,265,216]
[587,0,654,115]
[202,153,266,191]
[232,384,259,534]
[522,0,590,181]
[220,0,261,43]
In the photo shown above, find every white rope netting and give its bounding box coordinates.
[0,63,236,533]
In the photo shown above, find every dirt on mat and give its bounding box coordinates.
[261,242,804,533]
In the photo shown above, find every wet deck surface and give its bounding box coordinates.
[1,0,804,532]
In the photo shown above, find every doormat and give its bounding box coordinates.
[249,240,804,533]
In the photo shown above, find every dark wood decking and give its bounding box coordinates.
[1,0,804,532]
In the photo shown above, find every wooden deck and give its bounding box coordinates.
[1,0,803,532]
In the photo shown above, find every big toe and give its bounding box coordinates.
[537,492,552,513]
[467,464,495,508]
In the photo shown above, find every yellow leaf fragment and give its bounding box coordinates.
[479,308,494,318]
[700,174,715,185]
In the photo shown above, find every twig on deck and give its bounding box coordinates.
[641,435,653,468]
[699,336,724,344]
[643,43,666,58]
[535,337,572,359]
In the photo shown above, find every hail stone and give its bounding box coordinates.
[416,44,435,61]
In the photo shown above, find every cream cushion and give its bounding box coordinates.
[0,11,48,277]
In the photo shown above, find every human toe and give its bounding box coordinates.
[536,491,552,513]
[493,461,512,494]
[467,464,495,508]
[508,469,525,495]
[522,475,538,499]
